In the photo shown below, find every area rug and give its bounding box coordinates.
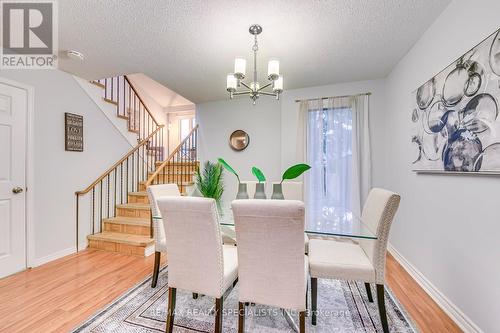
[73,267,418,332]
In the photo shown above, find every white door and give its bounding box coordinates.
[0,81,27,278]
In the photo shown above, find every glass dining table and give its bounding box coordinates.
[153,204,377,240]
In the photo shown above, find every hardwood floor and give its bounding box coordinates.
[385,254,462,332]
[0,249,461,333]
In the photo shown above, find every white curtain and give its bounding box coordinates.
[302,94,371,228]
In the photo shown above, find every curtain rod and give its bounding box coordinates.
[294,92,371,103]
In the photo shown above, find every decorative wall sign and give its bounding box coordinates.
[65,112,83,152]
[411,28,500,173]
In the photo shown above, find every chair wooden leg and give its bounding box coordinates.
[365,282,374,302]
[299,311,306,333]
[165,287,176,333]
[151,252,161,288]
[214,296,223,333]
[376,284,389,333]
[238,301,245,333]
[311,277,317,325]
[305,280,309,316]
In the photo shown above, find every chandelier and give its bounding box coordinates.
[226,24,283,105]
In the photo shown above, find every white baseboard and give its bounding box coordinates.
[388,244,482,333]
[32,246,77,267]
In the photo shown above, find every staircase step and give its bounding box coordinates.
[90,81,105,89]
[103,97,118,105]
[103,217,150,236]
[155,161,200,167]
[138,180,194,192]
[116,203,151,218]
[128,191,149,203]
[147,172,194,183]
[87,232,154,256]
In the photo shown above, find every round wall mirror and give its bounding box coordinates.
[229,130,250,151]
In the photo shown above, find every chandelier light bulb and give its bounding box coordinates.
[267,59,280,81]
[250,82,260,91]
[234,58,246,79]
[226,74,237,92]
[273,75,283,93]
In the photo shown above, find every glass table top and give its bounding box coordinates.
[153,204,377,240]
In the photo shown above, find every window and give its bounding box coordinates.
[179,116,196,141]
[307,107,353,227]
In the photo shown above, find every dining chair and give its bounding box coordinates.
[146,184,181,288]
[308,188,401,333]
[232,199,308,333]
[157,196,238,333]
[271,181,310,254]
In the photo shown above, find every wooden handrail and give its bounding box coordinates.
[76,125,164,195]
[145,124,199,187]
[124,75,160,126]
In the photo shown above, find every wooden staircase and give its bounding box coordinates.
[87,161,198,256]
[75,74,199,257]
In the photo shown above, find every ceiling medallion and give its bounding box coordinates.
[226,24,283,105]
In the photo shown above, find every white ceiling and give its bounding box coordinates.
[58,0,451,104]
[126,73,193,109]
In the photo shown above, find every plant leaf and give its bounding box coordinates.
[251,166,266,182]
[217,158,239,182]
[282,164,311,182]
[196,161,224,204]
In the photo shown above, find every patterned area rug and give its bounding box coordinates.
[73,267,417,332]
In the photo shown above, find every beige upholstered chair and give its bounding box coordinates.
[308,188,401,333]
[146,184,181,288]
[232,199,308,333]
[157,196,238,333]
[271,181,310,253]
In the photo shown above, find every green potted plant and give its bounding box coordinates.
[251,166,266,199]
[218,158,248,199]
[195,161,224,209]
[272,164,311,199]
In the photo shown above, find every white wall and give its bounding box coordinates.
[196,80,386,202]
[197,97,281,202]
[0,69,131,264]
[383,0,500,331]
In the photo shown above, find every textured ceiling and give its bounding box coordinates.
[58,0,451,103]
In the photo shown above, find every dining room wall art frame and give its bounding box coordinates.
[411,27,500,174]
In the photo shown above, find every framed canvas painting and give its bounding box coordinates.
[411,28,500,173]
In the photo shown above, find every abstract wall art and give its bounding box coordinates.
[411,28,500,173]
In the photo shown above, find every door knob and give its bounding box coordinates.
[12,187,24,194]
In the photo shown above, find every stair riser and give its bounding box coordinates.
[116,207,151,218]
[153,166,197,173]
[139,183,190,194]
[128,195,149,204]
[88,239,152,256]
[103,222,150,236]
[155,162,199,167]
[148,173,194,183]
